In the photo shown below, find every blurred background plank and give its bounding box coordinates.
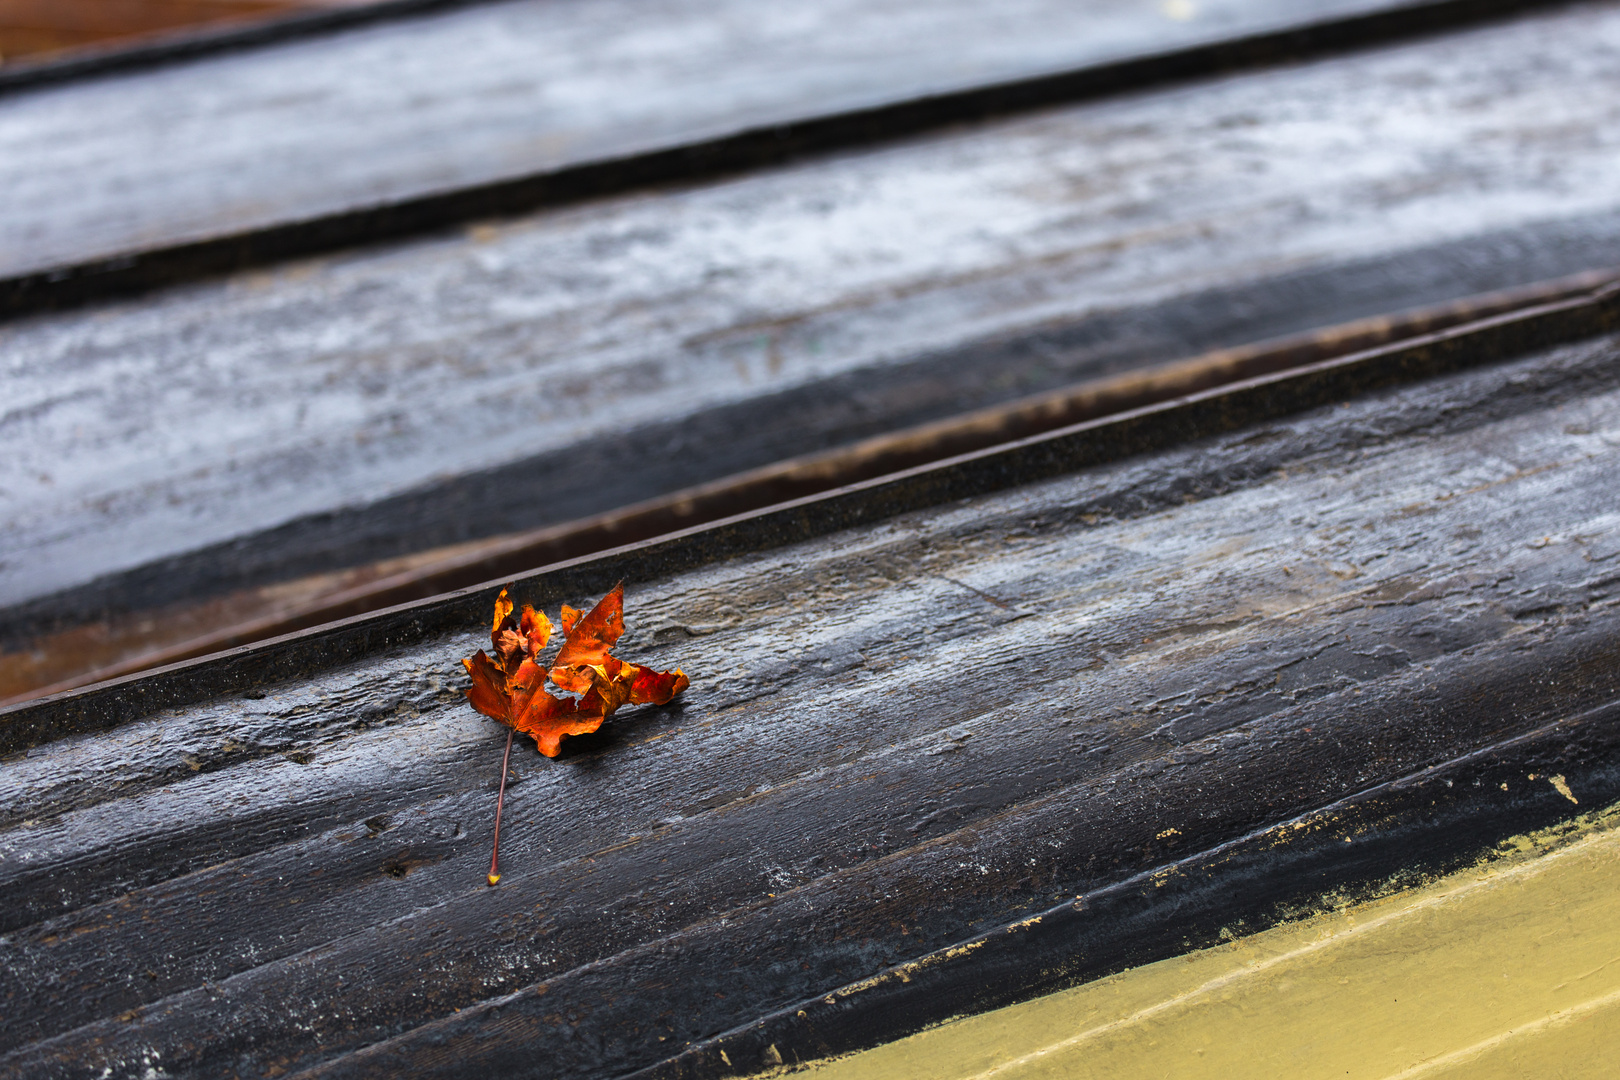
[0,0,1513,281]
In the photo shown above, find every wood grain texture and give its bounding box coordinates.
[8,266,1606,707]
[3,312,1620,1077]
[0,0,1464,280]
[4,2,1620,633]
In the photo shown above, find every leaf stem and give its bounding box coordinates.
[487,728,515,886]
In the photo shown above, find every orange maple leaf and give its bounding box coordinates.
[462,583,689,757]
[465,584,688,884]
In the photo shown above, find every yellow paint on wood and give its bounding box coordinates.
[807,805,1620,1079]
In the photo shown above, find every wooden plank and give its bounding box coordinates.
[791,812,1620,1078]
[10,268,1604,706]
[0,0,1557,286]
[4,1,1620,647]
[1,289,1618,1078]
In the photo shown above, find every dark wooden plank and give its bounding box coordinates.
[0,0,1559,285]
[4,0,1620,647]
[1,291,1619,1077]
[643,705,1620,1078]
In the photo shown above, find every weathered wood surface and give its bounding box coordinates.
[0,0,1489,281]
[12,268,1606,707]
[4,1,1620,656]
[3,302,1620,1077]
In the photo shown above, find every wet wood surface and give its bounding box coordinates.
[3,303,1620,1077]
[4,1,1620,679]
[0,0,1455,279]
[13,267,1608,707]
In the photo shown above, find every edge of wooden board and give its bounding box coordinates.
[3,277,1615,753]
[628,702,1620,1078]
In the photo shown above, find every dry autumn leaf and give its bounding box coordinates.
[464,582,688,755]
[462,582,689,883]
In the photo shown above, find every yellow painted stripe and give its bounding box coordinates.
[808,794,1620,1079]
[1385,983,1620,1079]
